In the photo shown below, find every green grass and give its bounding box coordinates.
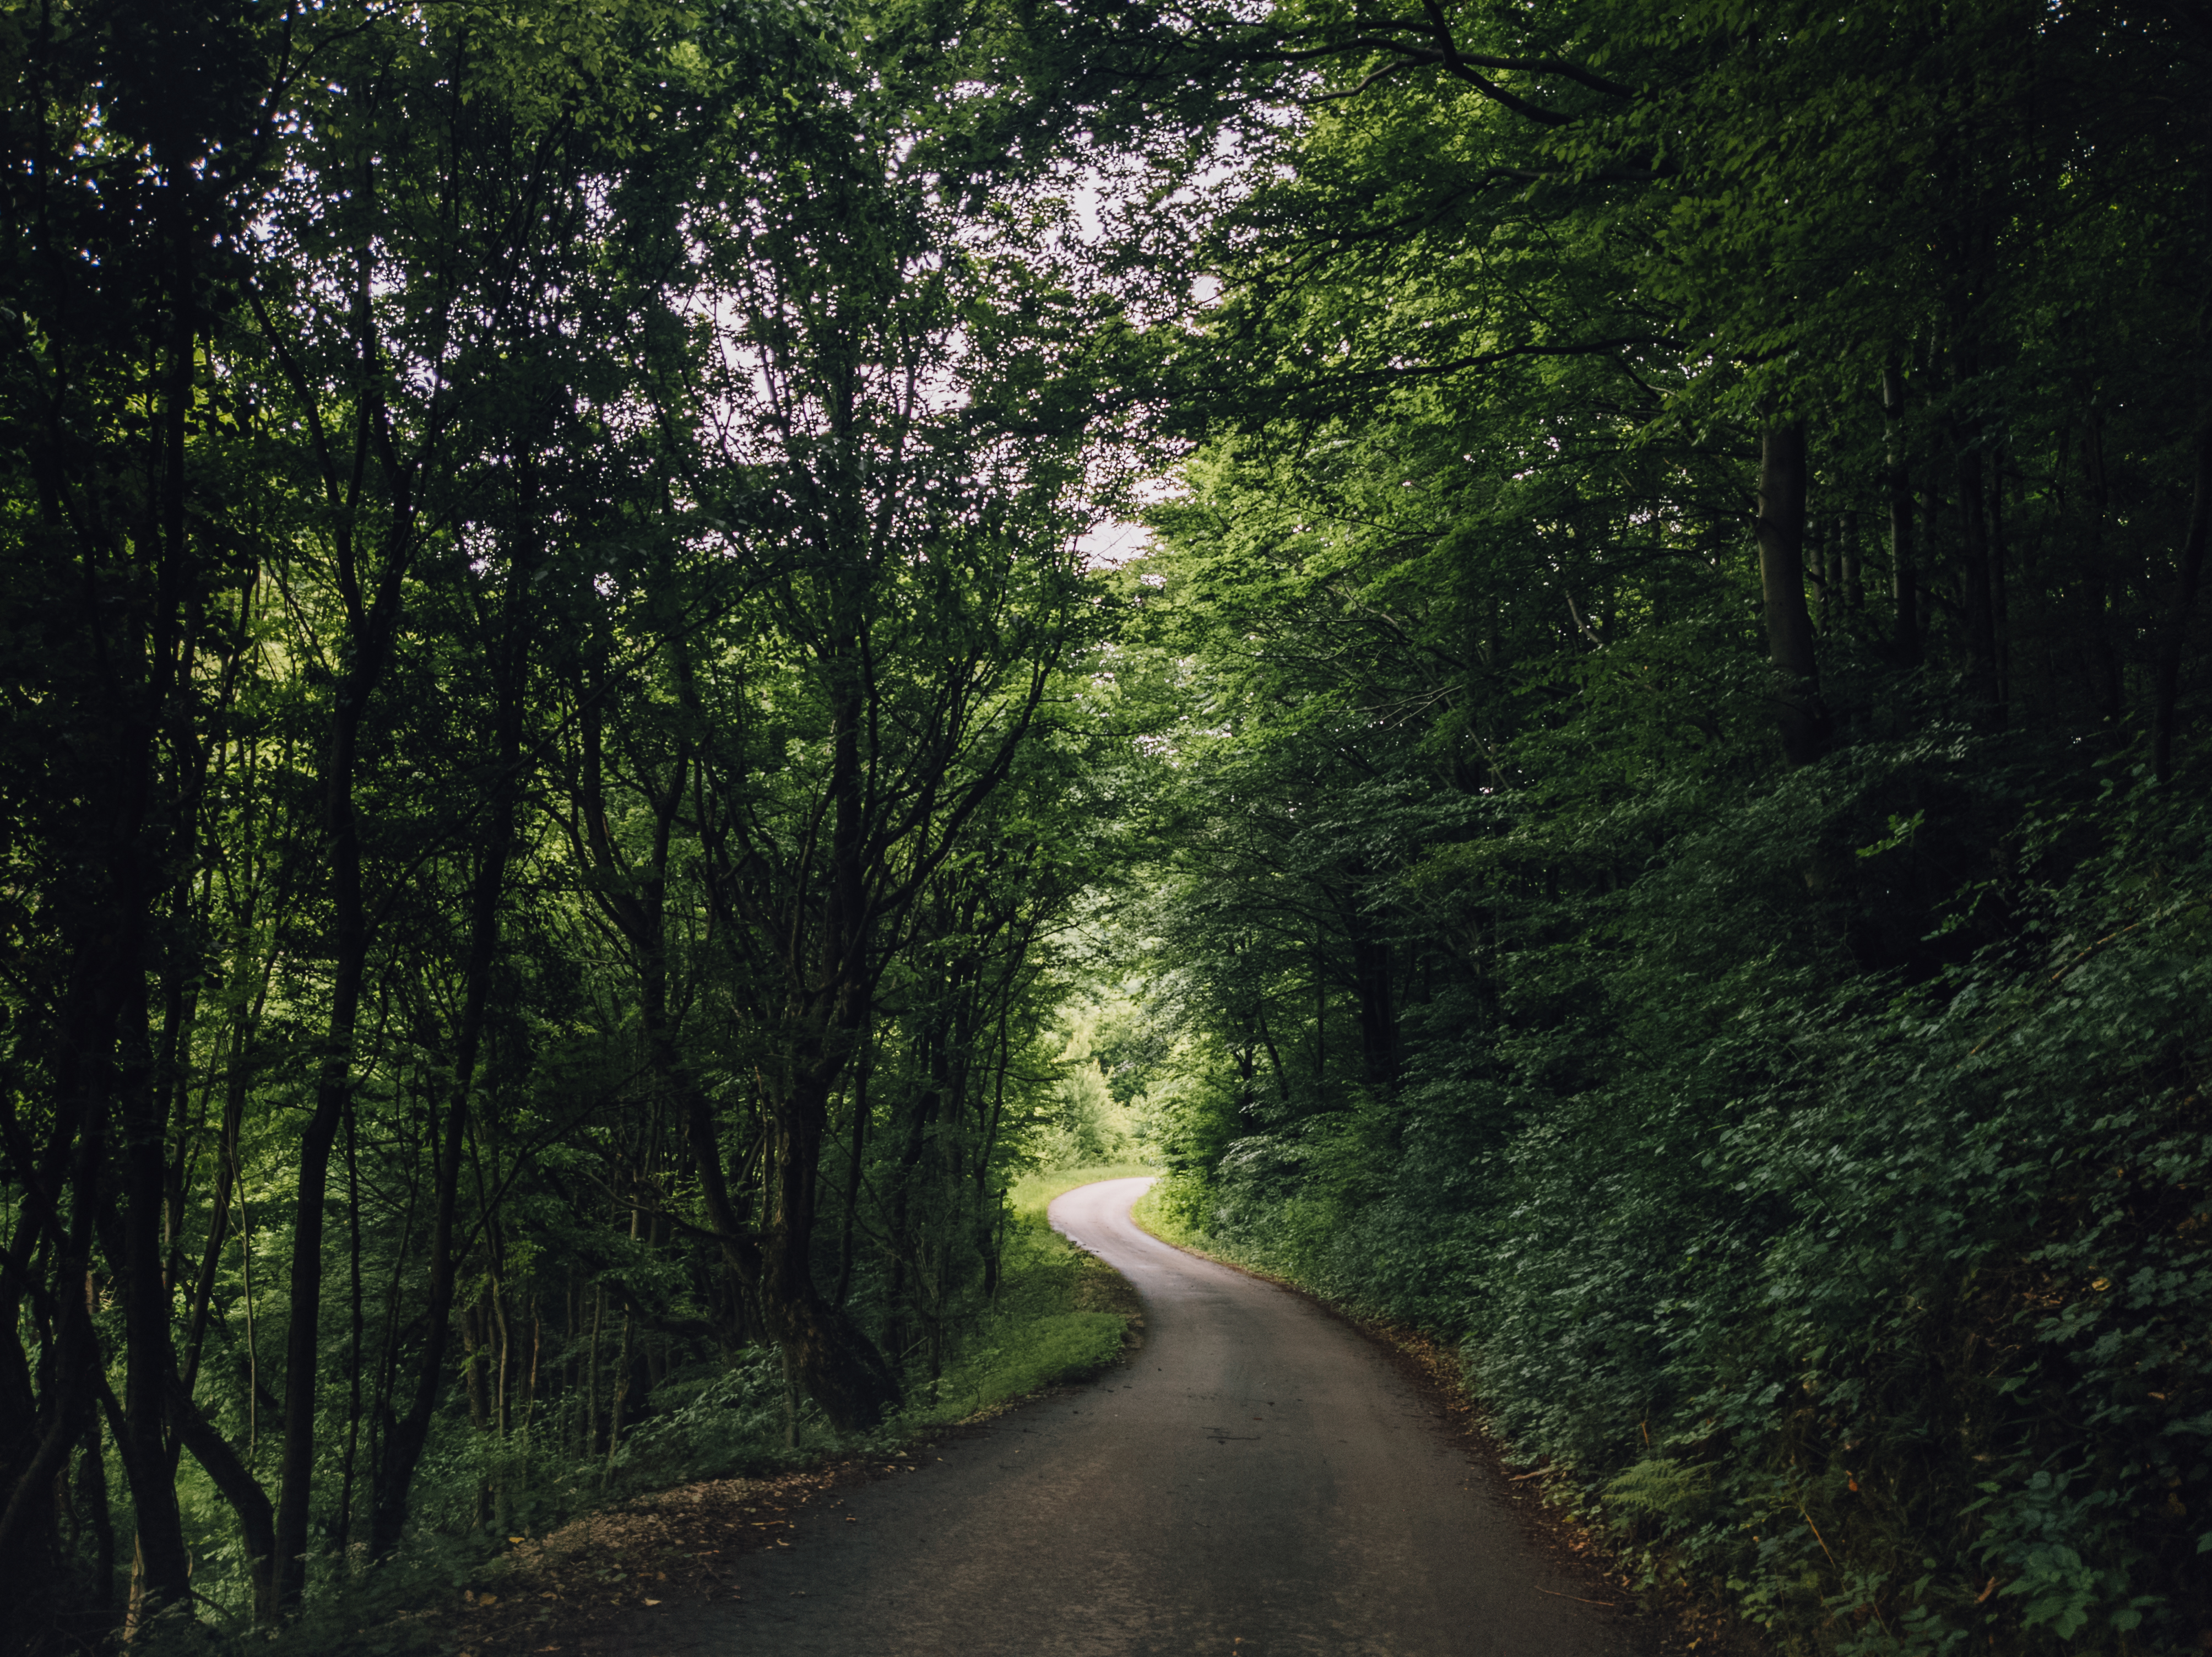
[921,1162,1158,1422]
[1131,1168,1243,1259]
[1006,1160,1159,1222]
[1126,1173,1190,1246]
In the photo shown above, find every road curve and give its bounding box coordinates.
[621,1176,1638,1656]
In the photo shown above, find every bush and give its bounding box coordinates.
[1141,756,2212,1655]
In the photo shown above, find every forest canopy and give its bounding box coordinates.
[3,1,2209,1654]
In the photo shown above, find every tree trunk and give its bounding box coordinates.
[116,973,192,1616]
[272,624,386,1605]
[1350,927,1397,1090]
[756,656,904,1429]
[0,1120,105,1646]
[1754,419,1830,766]
[2084,414,2125,722]
[2152,422,2212,784]
[767,1059,903,1431]
[369,541,533,1548]
[166,1371,274,1606]
[1884,359,1922,667]
[834,1043,871,1311]
[1956,444,2003,716]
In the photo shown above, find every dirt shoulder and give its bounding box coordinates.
[445,1244,1146,1656]
[441,1445,955,1656]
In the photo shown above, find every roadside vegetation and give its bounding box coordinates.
[156,1160,1152,1657]
[931,1164,1154,1426]
[1125,782,2212,1657]
[7,2,2210,1656]
[1077,6,2212,1653]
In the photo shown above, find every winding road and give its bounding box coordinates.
[619,1177,1642,1655]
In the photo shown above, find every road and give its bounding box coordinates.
[617,1176,1641,1656]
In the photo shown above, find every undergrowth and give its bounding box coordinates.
[1133,761,2212,1657]
[924,1162,1154,1420]
[146,1165,1153,1657]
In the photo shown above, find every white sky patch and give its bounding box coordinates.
[1077,518,1151,568]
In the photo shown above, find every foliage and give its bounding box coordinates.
[0,0,1151,1648]
[1105,3,2212,1653]
[8,0,2212,1653]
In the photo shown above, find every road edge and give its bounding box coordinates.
[1123,1199,1769,1657]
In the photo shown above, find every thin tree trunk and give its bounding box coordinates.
[585,1286,603,1455]
[1755,419,1829,766]
[116,971,193,1616]
[834,1046,870,1311]
[2084,414,2124,721]
[0,1192,101,1615]
[180,1012,248,1392]
[165,1371,274,1609]
[1841,508,1861,608]
[1314,941,1326,1081]
[1255,1003,1289,1102]
[2152,423,2212,783]
[494,1282,511,1439]
[270,699,368,1607]
[371,473,535,1555]
[337,1098,366,1560]
[240,1184,259,1463]
[1349,925,1397,1089]
[83,1408,115,1621]
[1989,451,2012,705]
[365,1109,419,1536]
[268,140,427,1601]
[604,1304,633,1478]
[525,1298,540,1433]
[1951,442,2001,718]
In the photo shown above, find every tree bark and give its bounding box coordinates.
[0,1123,104,1638]
[1956,444,2003,717]
[1350,926,1398,1090]
[271,691,368,1609]
[2152,422,2212,784]
[1754,419,1830,766]
[752,652,904,1429]
[1883,359,1921,666]
[116,971,193,1614]
[271,512,419,1606]
[767,1062,904,1430]
[371,470,537,1557]
[270,177,428,1592]
[165,1371,275,1607]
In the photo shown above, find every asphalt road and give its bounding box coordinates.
[622,1176,1639,1656]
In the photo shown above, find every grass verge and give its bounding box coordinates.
[1128,1174,1202,1252]
[925,1162,1157,1421]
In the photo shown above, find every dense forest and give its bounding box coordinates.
[3,1,2209,1654]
